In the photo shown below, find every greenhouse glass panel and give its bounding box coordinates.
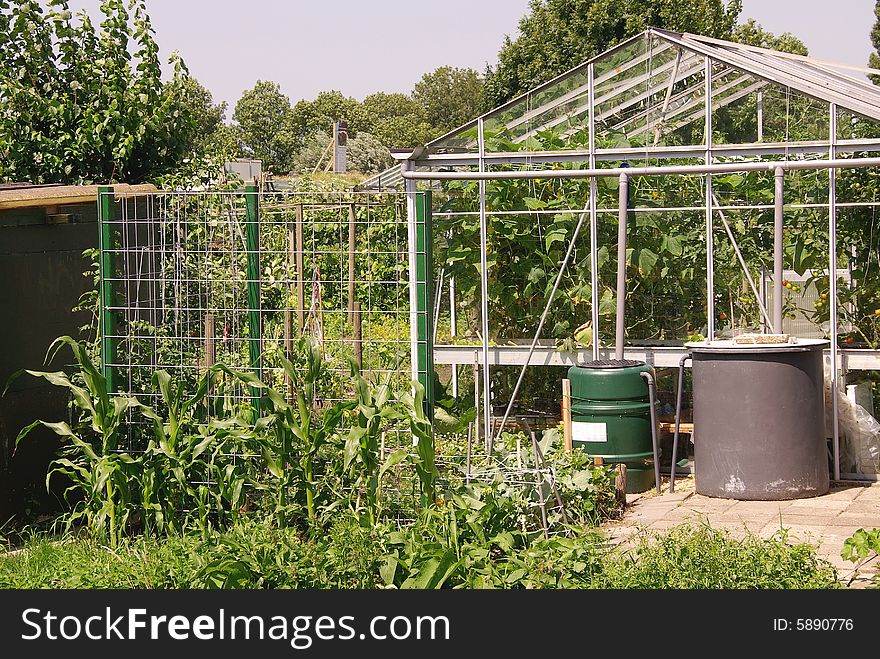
[593,35,706,149]
[837,107,880,142]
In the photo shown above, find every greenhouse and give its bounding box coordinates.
[361,28,880,484]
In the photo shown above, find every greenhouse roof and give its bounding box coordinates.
[360,28,880,190]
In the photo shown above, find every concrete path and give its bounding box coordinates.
[604,478,880,587]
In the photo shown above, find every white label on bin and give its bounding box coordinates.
[572,421,607,443]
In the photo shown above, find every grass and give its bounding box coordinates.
[0,520,839,590]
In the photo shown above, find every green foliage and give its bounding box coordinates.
[346,131,396,173]
[360,92,435,148]
[291,90,365,140]
[484,0,743,107]
[733,18,808,55]
[163,74,229,155]
[0,518,839,590]
[599,524,839,589]
[12,337,142,545]
[413,66,485,134]
[0,0,202,184]
[293,130,394,174]
[841,527,880,587]
[233,80,299,173]
[870,1,880,84]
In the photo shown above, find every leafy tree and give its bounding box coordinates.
[484,0,743,108]
[164,75,228,154]
[233,80,298,174]
[291,90,365,141]
[734,19,807,55]
[346,131,396,173]
[291,90,434,150]
[360,92,434,147]
[0,0,200,184]
[870,0,880,84]
[413,66,485,133]
[292,130,394,174]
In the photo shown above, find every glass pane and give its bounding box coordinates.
[710,62,766,145]
[595,35,706,149]
[837,107,880,141]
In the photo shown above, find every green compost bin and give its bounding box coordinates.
[568,359,656,494]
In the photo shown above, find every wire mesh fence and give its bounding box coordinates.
[99,188,431,493]
[102,188,421,406]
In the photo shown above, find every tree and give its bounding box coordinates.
[413,66,484,133]
[291,90,434,150]
[233,80,298,173]
[0,0,200,184]
[293,130,394,174]
[734,19,807,56]
[484,0,743,108]
[360,92,434,147]
[870,1,880,84]
[164,75,228,154]
[290,90,364,143]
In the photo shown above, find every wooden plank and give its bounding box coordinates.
[348,203,356,312]
[0,183,157,210]
[659,422,694,433]
[614,463,627,507]
[561,378,572,453]
[295,203,305,333]
[353,301,362,370]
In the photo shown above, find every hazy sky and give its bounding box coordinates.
[61,0,877,114]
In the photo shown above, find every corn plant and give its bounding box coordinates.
[345,365,408,526]
[219,337,353,527]
[10,336,142,546]
[397,381,437,506]
[137,369,251,536]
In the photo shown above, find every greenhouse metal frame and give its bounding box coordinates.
[363,28,880,481]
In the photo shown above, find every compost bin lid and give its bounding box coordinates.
[576,358,646,368]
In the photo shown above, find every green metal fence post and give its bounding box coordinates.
[244,184,262,412]
[97,186,118,394]
[415,191,434,420]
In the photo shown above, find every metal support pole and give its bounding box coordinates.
[705,57,715,341]
[671,353,693,493]
[640,370,662,494]
[773,166,785,334]
[759,265,768,333]
[449,275,458,397]
[97,186,118,394]
[615,172,629,360]
[244,184,262,412]
[405,168,420,387]
[588,62,601,362]
[829,103,841,481]
[414,191,434,420]
[492,200,591,443]
[478,118,492,453]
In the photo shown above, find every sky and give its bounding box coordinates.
[61,0,877,115]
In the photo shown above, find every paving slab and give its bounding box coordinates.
[606,478,880,588]
[854,486,880,501]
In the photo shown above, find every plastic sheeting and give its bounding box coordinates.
[825,374,880,475]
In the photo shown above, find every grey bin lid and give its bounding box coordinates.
[685,338,829,354]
